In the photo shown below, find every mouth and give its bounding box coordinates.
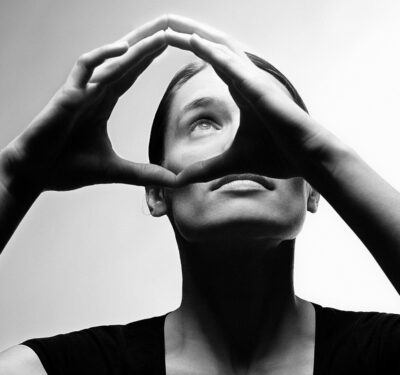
[211,173,275,191]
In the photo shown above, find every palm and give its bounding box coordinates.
[165,15,329,184]
[5,19,181,195]
[43,118,116,190]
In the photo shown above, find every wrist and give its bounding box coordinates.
[298,122,354,179]
[0,147,42,205]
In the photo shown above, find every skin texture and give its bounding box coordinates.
[150,66,318,242]
[2,14,400,375]
[0,15,179,253]
[146,66,319,375]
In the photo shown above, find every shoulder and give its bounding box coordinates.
[15,314,167,375]
[313,302,400,374]
[0,345,47,375]
[314,302,400,337]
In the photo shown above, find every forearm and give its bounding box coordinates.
[304,130,400,293]
[0,150,40,254]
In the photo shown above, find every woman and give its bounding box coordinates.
[0,14,400,374]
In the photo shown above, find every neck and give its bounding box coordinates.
[168,235,306,368]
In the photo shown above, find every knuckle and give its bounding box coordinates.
[222,52,235,65]
[219,44,231,54]
[102,61,122,75]
[211,46,224,59]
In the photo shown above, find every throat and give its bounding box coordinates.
[167,238,307,368]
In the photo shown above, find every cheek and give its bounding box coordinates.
[272,178,308,233]
[164,178,309,242]
[166,184,210,241]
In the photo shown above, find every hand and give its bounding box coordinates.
[1,16,178,197]
[165,15,335,183]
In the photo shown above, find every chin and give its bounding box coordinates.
[173,212,305,243]
[169,186,308,244]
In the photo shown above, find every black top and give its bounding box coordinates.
[21,302,400,375]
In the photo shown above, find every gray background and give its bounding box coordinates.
[1,0,400,350]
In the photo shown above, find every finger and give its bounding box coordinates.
[70,41,129,87]
[167,14,245,56]
[166,30,253,109]
[189,35,259,102]
[112,44,168,95]
[165,28,192,50]
[107,156,179,187]
[118,14,168,46]
[167,30,247,83]
[177,145,294,184]
[90,30,167,84]
[165,30,234,83]
[177,151,239,184]
[190,34,249,79]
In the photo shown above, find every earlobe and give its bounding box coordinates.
[145,186,168,217]
[307,186,320,213]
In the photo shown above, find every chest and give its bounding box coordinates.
[165,346,315,375]
[166,364,313,375]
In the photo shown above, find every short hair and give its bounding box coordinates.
[148,52,308,166]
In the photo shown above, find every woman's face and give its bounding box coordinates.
[156,66,315,243]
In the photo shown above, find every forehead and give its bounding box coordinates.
[168,66,236,123]
[167,65,293,125]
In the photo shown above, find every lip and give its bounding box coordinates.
[211,173,275,191]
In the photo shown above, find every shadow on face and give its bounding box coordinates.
[146,66,319,243]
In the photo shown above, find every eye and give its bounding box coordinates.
[190,118,221,135]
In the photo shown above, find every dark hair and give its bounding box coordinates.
[148,52,308,165]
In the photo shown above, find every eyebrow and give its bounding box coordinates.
[181,96,224,114]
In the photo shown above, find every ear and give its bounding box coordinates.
[306,184,320,213]
[145,186,168,217]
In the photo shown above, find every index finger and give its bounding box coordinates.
[167,14,246,56]
[118,15,169,46]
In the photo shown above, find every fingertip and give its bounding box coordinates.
[166,29,192,50]
[164,13,172,26]
[189,33,205,53]
[160,14,169,30]
[113,40,129,52]
[120,41,130,50]
[166,13,178,25]
[190,33,201,42]
[155,29,168,45]
[176,163,211,185]
[164,29,174,45]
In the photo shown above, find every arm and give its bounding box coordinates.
[165,15,400,294]
[0,345,47,375]
[304,138,400,294]
[0,158,39,252]
[0,16,177,255]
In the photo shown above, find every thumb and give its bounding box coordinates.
[177,149,241,185]
[106,156,179,187]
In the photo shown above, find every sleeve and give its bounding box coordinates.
[375,312,400,373]
[310,303,400,374]
[347,310,400,374]
[21,325,124,375]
